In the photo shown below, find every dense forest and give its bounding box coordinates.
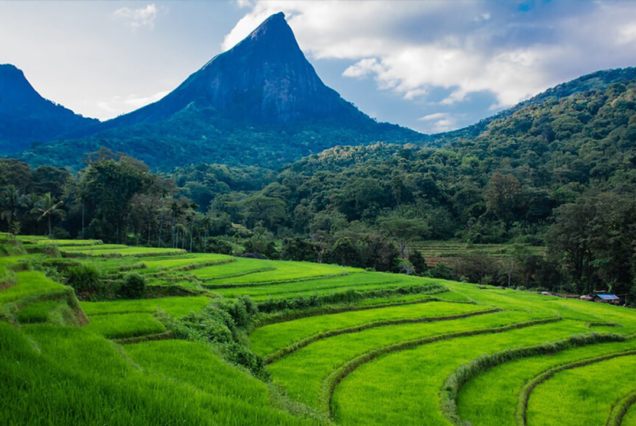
[18,111,423,171]
[2,78,636,299]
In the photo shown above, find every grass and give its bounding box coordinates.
[214,271,397,297]
[267,310,544,408]
[69,255,189,275]
[60,244,130,252]
[83,313,166,339]
[36,239,103,246]
[352,289,471,306]
[214,272,439,299]
[413,241,545,266]
[0,323,315,426]
[624,403,636,425]
[527,354,636,426]
[250,301,492,358]
[80,297,211,318]
[125,340,273,405]
[142,253,233,270]
[204,260,350,286]
[331,320,593,426]
[0,271,66,306]
[16,300,61,323]
[4,237,636,425]
[193,257,276,280]
[457,338,636,426]
[63,246,187,257]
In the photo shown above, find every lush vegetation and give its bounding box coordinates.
[2,237,636,425]
[3,70,636,301]
[2,67,636,426]
[19,105,423,170]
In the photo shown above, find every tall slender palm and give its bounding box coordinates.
[0,185,23,232]
[201,215,212,253]
[32,193,65,237]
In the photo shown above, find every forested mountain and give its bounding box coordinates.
[17,13,422,170]
[442,67,636,140]
[0,64,97,154]
[2,77,636,294]
[219,77,636,242]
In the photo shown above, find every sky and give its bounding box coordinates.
[1,0,636,134]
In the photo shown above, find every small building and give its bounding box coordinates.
[579,294,594,302]
[595,294,621,305]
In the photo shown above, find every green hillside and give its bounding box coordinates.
[3,236,636,425]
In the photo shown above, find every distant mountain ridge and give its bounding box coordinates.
[16,12,423,169]
[3,12,636,171]
[0,64,97,154]
[439,67,636,140]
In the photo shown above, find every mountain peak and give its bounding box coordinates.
[0,63,96,153]
[109,12,373,126]
[204,12,302,71]
[0,64,45,110]
[244,12,294,48]
[0,63,22,75]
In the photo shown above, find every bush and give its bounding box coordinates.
[408,250,428,275]
[66,264,102,293]
[208,238,233,255]
[165,297,267,377]
[41,244,61,258]
[119,273,146,299]
[430,263,454,280]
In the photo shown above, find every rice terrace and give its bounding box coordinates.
[1,233,635,426]
[3,1,636,425]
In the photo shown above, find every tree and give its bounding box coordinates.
[0,185,24,232]
[408,250,428,275]
[79,154,155,242]
[242,195,287,230]
[327,237,361,267]
[281,237,317,262]
[547,199,596,293]
[484,173,524,223]
[378,215,430,258]
[31,193,65,237]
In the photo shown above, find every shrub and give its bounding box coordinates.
[208,238,234,255]
[165,297,267,377]
[118,273,146,299]
[430,263,454,280]
[41,244,61,258]
[66,264,102,293]
[408,250,428,275]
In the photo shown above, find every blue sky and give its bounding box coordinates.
[1,1,635,134]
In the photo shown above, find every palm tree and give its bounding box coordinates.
[0,185,24,233]
[201,215,212,253]
[32,193,65,237]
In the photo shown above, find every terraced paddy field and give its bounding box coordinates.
[414,241,545,266]
[2,236,636,426]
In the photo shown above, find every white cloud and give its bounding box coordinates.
[224,1,636,110]
[418,112,456,132]
[97,91,169,117]
[618,23,636,44]
[113,4,158,30]
[419,113,448,121]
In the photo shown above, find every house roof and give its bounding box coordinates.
[596,294,620,300]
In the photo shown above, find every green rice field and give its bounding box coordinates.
[2,236,636,426]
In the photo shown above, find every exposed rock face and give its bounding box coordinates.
[0,64,96,153]
[110,12,370,126]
